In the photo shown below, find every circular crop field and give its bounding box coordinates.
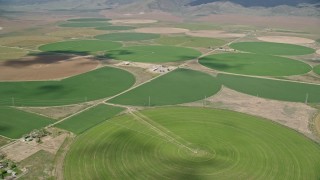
[39,40,122,54]
[95,32,160,41]
[199,53,311,76]
[314,64,320,75]
[64,107,320,179]
[95,26,136,31]
[59,22,112,28]
[155,36,225,48]
[106,45,201,62]
[230,42,315,55]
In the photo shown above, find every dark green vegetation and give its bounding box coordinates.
[314,64,320,75]
[95,26,136,31]
[109,69,221,106]
[67,18,111,22]
[230,42,315,55]
[64,107,320,179]
[95,32,160,41]
[106,45,201,62]
[59,22,112,28]
[0,107,54,139]
[218,74,320,103]
[155,36,225,48]
[199,53,311,76]
[0,67,135,106]
[55,104,124,134]
[38,40,121,54]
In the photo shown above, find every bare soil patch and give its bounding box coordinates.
[183,87,317,140]
[0,55,99,81]
[186,30,245,38]
[316,49,320,55]
[135,27,189,34]
[110,19,157,24]
[0,36,63,49]
[257,36,315,44]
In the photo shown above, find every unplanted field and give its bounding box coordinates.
[109,68,221,106]
[134,27,189,34]
[0,107,54,139]
[95,32,160,42]
[314,65,320,75]
[64,107,320,179]
[59,22,111,28]
[155,36,226,48]
[230,42,315,55]
[106,45,201,62]
[257,36,315,44]
[0,36,63,49]
[0,46,28,61]
[199,53,311,76]
[47,29,106,38]
[218,74,320,103]
[95,26,136,31]
[67,18,111,22]
[39,40,122,55]
[55,104,124,134]
[0,67,135,106]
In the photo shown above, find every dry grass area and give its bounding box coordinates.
[18,102,94,120]
[282,73,320,84]
[314,113,320,138]
[186,30,245,38]
[0,136,11,147]
[0,36,63,49]
[0,46,28,61]
[317,49,320,55]
[183,87,318,140]
[135,27,189,34]
[47,28,107,38]
[257,36,315,44]
[0,55,99,81]
[110,19,158,24]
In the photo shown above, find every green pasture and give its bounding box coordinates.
[109,68,221,106]
[105,45,201,62]
[55,104,124,134]
[199,53,311,76]
[230,42,315,55]
[0,67,135,106]
[218,74,320,103]
[0,46,28,61]
[155,36,226,48]
[0,107,54,139]
[59,22,112,28]
[95,32,160,41]
[67,18,111,22]
[38,40,122,55]
[95,26,136,31]
[64,107,320,179]
[314,64,320,75]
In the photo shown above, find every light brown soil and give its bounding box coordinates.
[183,87,318,139]
[315,113,320,137]
[135,27,189,34]
[0,55,99,81]
[257,36,315,44]
[316,49,320,55]
[1,133,67,162]
[186,30,245,38]
[110,19,157,24]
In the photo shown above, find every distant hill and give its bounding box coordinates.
[187,0,320,7]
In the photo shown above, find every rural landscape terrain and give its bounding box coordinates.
[0,0,320,179]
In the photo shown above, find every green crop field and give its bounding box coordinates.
[105,45,201,62]
[39,40,122,55]
[95,32,160,41]
[218,74,320,103]
[230,42,315,55]
[0,46,28,61]
[0,107,54,139]
[314,64,320,75]
[95,26,136,31]
[64,107,320,179]
[55,104,124,134]
[0,67,135,106]
[199,53,311,76]
[67,18,111,22]
[59,22,112,28]
[109,68,221,106]
[155,36,226,48]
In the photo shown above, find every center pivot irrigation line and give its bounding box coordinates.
[129,109,201,154]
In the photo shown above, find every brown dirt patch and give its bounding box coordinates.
[186,30,245,38]
[0,55,99,81]
[110,19,158,24]
[135,27,189,34]
[257,36,315,44]
[183,87,318,140]
[316,49,320,55]
[0,36,63,49]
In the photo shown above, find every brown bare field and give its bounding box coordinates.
[183,87,318,140]
[317,49,320,55]
[0,36,63,49]
[110,19,157,24]
[0,46,28,61]
[135,27,189,34]
[186,30,245,38]
[0,55,99,81]
[47,28,107,38]
[257,36,315,44]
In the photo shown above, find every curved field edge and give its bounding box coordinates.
[95,33,160,41]
[218,74,320,103]
[63,107,320,180]
[109,68,221,106]
[0,67,135,106]
[314,64,320,75]
[199,53,311,76]
[230,42,315,55]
